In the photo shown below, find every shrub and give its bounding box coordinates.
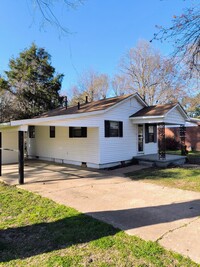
[165,137,180,150]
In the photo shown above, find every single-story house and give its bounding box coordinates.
[0,93,189,175]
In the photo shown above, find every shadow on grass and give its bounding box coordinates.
[125,167,200,181]
[0,214,119,262]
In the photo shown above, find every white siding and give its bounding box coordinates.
[165,107,186,125]
[27,126,99,166]
[2,132,18,164]
[99,97,144,164]
[26,96,146,167]
[144,142,158,155]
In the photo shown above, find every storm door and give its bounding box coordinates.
[138,124,144,153]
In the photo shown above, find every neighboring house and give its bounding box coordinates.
[166,118,200,151]
[0,93,189,169]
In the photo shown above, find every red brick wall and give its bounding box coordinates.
[165,126,200,151]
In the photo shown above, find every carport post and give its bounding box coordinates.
[18,131,24,184]
[0,132,2,176]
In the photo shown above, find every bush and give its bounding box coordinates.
[165,137,180,150]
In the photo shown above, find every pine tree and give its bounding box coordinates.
[2,43,64,119]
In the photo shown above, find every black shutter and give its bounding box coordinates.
[50,126,55,138]
[81,127,87,137]
[69,127,73,138]
[145,124,149,143]
[105,120,110,137]
[119,121,123,137]
[153,124,157,143]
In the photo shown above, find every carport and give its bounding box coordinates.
[0,123,27,184]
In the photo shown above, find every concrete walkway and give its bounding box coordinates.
[1,160,200,264]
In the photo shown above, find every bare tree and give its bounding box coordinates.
[152,4,200,73]
[0,87,17,123]
[117,40,186,105]
[30,0,84,33]
[70,70,109,104]
[112,75,130,96]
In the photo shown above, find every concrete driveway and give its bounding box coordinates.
[1,160,200,264]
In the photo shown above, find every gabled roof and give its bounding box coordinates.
[129,102,189,125]
[36,93,144,118]
[9,93,147,126]
[129,103,188,118]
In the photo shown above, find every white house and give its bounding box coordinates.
[0,93,189,170]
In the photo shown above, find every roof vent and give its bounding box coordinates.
[85,96,88,103]
[63,96,68,109]
[78,102,80,110]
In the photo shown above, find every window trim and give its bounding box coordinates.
[105,120,123,138]
[69,127,87,138]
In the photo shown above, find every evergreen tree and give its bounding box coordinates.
[2,43,64,119]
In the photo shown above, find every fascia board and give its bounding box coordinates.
[10,109,105,126]
[130,118,165,124]
[130,115,164,120]
[0,122,11,128]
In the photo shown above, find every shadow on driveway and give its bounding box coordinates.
[87,199,200,231]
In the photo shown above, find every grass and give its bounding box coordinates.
[126,167,200,192]
[167,150,200,157]
[167,150,200,159]
[0,182,199,266]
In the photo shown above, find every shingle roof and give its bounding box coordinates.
[37,94,133,118]
[130,103,178,118]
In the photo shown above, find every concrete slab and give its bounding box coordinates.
[1,160,200,263]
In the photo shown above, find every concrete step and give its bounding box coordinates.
[138,160,155,167]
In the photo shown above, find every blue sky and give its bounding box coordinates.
[0,0,194,97]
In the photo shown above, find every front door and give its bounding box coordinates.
[138,124,144,153]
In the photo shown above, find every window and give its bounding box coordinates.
[105,120,123,137]
[145,124,157,143]
[29,126,35,138]
[69,127,87,138]
[50,126,55,138]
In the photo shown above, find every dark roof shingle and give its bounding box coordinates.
[130,103,178,118]
[37,94,132,118]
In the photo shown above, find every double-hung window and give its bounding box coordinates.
[104,120,123,137]
[69,127,87,138]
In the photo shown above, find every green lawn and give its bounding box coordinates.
[167,150,200,159]
[0,183,199,266]
[167,150,200,164]
[126,167,200,192]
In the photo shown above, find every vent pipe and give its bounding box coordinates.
[78,102,80,110]
[85,96,88,103]
[63,96,68,109]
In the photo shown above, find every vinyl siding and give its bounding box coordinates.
[99,97,144,164]
[28,126,99,165]
[144,142,158,155]
[2,131,18,164]
[165,107,186,125]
